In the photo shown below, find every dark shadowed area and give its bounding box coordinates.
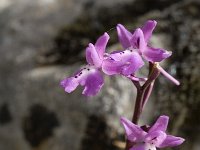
[0,0,199,150]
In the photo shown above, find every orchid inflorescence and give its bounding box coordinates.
[60,20,185,150]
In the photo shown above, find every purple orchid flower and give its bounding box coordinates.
[116,20,180,85]
[120,115,185,150]
[60,33,109,96]
[117,20,172,62]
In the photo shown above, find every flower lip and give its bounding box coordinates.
[60,66,104,96]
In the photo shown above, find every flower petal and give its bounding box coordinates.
[95,32,110,59]
[117,24,132,49]
[158,135,185,148]
[86,43,102,68]
[82,69,104,96]
[145,130,167,147]
[130,143,156,150]
[143,47,172,62]
[60,77,79,93]
[130,28,146,52]
[121,52,144,76]
[141,20,157,42]
[102,58,124,75]
[102,50,144,76]
[60,67,104,96]
[130,144,145,150]
[120,117,147,142]
[149,115,169,133]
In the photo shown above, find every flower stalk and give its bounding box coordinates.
[133,63,161,123]
[125,63,160,150]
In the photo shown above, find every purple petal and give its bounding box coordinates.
[149,115,169,133]
[130,28,146,52]
[86,43,102,68]
[130,143,156,150]
[117,24,132,49]
[102,58,124,75]
[158,135,185,148]
[120,117,147,142]
[60,67,104,96]
[141,20,157,42]
[82,69,104,96]
[102,50,144,76]
[95,32,110,59]
[60,77,79,93]
[121,53,144,76]
[143,47,172,62]
[145,131,167,147]
[130,144,145,150]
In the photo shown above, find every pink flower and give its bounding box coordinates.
[116,20,180,85]
[117,20,172,62]
[120,115,185,150]
[60,33,109,96]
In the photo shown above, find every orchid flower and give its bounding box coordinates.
[120,115,185,150]
[60,33,109,96]
[116,20,180,85]
[117,20,172,62]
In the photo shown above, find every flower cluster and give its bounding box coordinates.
[60,20,179,96]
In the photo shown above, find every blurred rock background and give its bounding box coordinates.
[0,0,199,150]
